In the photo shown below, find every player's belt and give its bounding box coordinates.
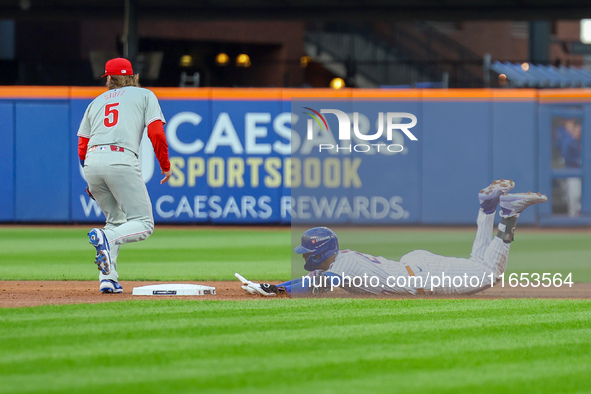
[89,145,125,153]
[405,266,426,295]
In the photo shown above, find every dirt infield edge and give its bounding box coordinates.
[1,281,590,308]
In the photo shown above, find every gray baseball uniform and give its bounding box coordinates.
[324,209,509,296]
[77,86,166,282]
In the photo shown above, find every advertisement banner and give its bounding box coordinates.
[70,96,292,224]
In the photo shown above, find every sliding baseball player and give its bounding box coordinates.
[237,179,547,296]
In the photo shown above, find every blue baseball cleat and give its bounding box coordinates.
[88,228,111,275]
[478,179,515,214]
[100,279,123,294]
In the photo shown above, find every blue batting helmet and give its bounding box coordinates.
[294,227,339,271]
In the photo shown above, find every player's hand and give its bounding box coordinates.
[235,273,280,296]
[160,169,172,184]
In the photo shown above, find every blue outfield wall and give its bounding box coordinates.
[421,100,493,224]
[492,98,538,224]
[16,102,71,222]
[1,87,589,225]
[0,103,15,221]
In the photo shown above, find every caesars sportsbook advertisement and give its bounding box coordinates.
[71,95,420,225]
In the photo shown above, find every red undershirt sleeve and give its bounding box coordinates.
[147,120,171,172]
[78,136,89,165]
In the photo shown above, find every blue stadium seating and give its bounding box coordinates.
[490,61,591,88]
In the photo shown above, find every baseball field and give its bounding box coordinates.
[1,226,590,393]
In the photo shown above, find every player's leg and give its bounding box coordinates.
[102,152,154,246]
[406,189,547,296]
[104,216,124,270]
[84,156,123,293]
[98,204,124,288]
[402,253,492,296]
[471,179,514,262]
[88,188,124,292]
[107,244,121,272]
[469,211,494,264]
[482,192,548,279]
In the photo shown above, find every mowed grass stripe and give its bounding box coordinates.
[1,297,583,332]
[1,298,588,340]
[0,227,291,280]
[296,356,591,394]
[3,315,590,369]
[2,227,591,281]
[0,229,290,254]
[3,340,590,393]
[1,299,590,392]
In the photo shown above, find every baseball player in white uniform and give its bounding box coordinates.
[237,180,548,296]
[77,57,172,293]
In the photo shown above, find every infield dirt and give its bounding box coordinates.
[1,281,590,308]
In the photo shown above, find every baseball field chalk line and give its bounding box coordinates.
[132,284,216,296]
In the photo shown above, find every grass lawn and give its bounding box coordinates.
[1,298,590,393]
[1,226,590,393]
[1,226,589,282]
[0,227,291,281]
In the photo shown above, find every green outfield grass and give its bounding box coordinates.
[1,226,588,282]
[0,227,291,281]
[1,227,591,393]
[1,298,590,393]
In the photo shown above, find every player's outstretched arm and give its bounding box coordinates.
[235,273,286,296]
[235,272,343,296]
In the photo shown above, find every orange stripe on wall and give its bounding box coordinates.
[492,89,538,99]
[0,87,588,101]
[211,88,282,100]
[0,86,71,99]
[352,89,421,100]
[151,87,212,100]
[69,87,108,99]
[282,88,352,100]
[538,89,591,98]
[69,87,213,100]
[538,89,591,103]
[421,89,495,100]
